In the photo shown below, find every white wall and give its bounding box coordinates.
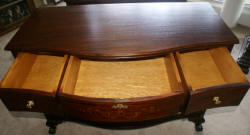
[238,9,250,27]
[210,1,250,27]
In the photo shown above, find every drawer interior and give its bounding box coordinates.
[176,47,248,91]
[60,53,182,98]
[0,53,68,94]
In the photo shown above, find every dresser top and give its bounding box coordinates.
[5,2,238,60]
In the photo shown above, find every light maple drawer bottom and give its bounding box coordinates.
[0,53,68,115]
[59,53,185,122]
[176,47,250,114]
[0,48,249,121]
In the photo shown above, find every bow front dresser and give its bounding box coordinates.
[0,2,249,134]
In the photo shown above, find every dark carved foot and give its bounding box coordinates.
[48,126,56,134]
[188,110,206,132]
[195,122,203,131]
[45,114,63,135]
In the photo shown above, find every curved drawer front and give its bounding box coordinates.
[0,89,61,115]
[59,53,185,122]
[185,84,249,114]
[176,47,250,114]
[60,93,184,122]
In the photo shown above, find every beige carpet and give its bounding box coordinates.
[1,4,250,135]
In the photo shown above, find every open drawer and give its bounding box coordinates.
[59,53,185,122]
[0,53,68,115]
[176,47,250,114]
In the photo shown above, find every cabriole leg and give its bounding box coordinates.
[45,114,63,135]
[188,110,206,131]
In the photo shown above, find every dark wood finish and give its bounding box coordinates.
[0,53,68,115]
[227,45,233,52]
[11,51,18,58]
[58,53,185,122]
[175,47,250,114]
[188,110,206,131]
[0,89,62,115]
[45,114,64,134]
[44,110,205,134]
[185,83,250,114]
[59,92,184,122]
[0,4,248,133]
[5,3,238,60]
[65,0,187,6]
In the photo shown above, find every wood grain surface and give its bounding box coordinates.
[0,88,63,115]
[175,47,250,114]
[74,57,172,98]
[0,53,68,93]
[176,47,248,90]
[176,50,226,90]
[58,53,185,122]
[5,3,238,60]
[185,83,250,114]
[59,91,184,122]
[0,53,68,114]
[60,53,184,98]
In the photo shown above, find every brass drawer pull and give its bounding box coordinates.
[26,100,35,109]
[213,96,221,105]
[112,104,128,109]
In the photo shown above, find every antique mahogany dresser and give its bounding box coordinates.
[0,2,249,134]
